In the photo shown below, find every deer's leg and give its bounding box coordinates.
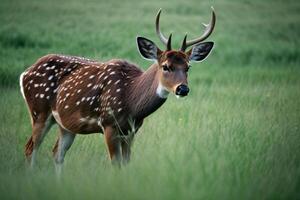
[25,113,54,168]
[53,126,76,175]
[121,134,134,164]
[104,126,122,166]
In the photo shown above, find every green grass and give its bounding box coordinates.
[0,0,299,199]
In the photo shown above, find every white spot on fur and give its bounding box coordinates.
[79,118,88,122]
[88,118,97,124]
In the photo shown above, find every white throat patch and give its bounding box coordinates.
[156,82,169,99]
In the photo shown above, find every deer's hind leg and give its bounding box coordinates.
[25,111,55,168]
[52,126,76,175]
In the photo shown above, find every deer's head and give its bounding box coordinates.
[137,7,216,98]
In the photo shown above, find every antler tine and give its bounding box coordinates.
[183,7,216,51]
[155,9,169,47]
[167,33,172,50]
[180,34,188,51]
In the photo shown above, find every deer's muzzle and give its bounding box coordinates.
[175,84,189,97]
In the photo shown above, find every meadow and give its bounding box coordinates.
[0,0,299,199]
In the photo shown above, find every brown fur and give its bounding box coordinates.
[20,52,189,165]
[25,136,34,158]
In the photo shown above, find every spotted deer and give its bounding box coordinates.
[20,8,216,170]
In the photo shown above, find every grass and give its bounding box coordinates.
[0,0,299,199]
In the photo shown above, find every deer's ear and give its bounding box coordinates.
[187,42,214,62]
[137,37,161,61]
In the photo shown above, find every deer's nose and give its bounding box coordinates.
[175,84,189,97]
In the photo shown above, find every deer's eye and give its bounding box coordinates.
[162,65,169,72]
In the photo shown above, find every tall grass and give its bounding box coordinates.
[0,0,299,199]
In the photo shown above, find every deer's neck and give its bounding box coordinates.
[127,63,168,120]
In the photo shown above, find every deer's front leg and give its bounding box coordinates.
[121,133,134,164]
[104,126,122,166]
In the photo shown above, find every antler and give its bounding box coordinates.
[180,7,216,51]
[156,9,172,50]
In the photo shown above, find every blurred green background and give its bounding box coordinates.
[0,0,299,199]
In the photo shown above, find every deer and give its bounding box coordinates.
[19,7,216,172]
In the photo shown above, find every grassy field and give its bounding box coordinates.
[0,0,300,199]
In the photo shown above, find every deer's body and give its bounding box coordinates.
[20,8,216,171]
[21,54,167,167]
[21,54,163,134]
